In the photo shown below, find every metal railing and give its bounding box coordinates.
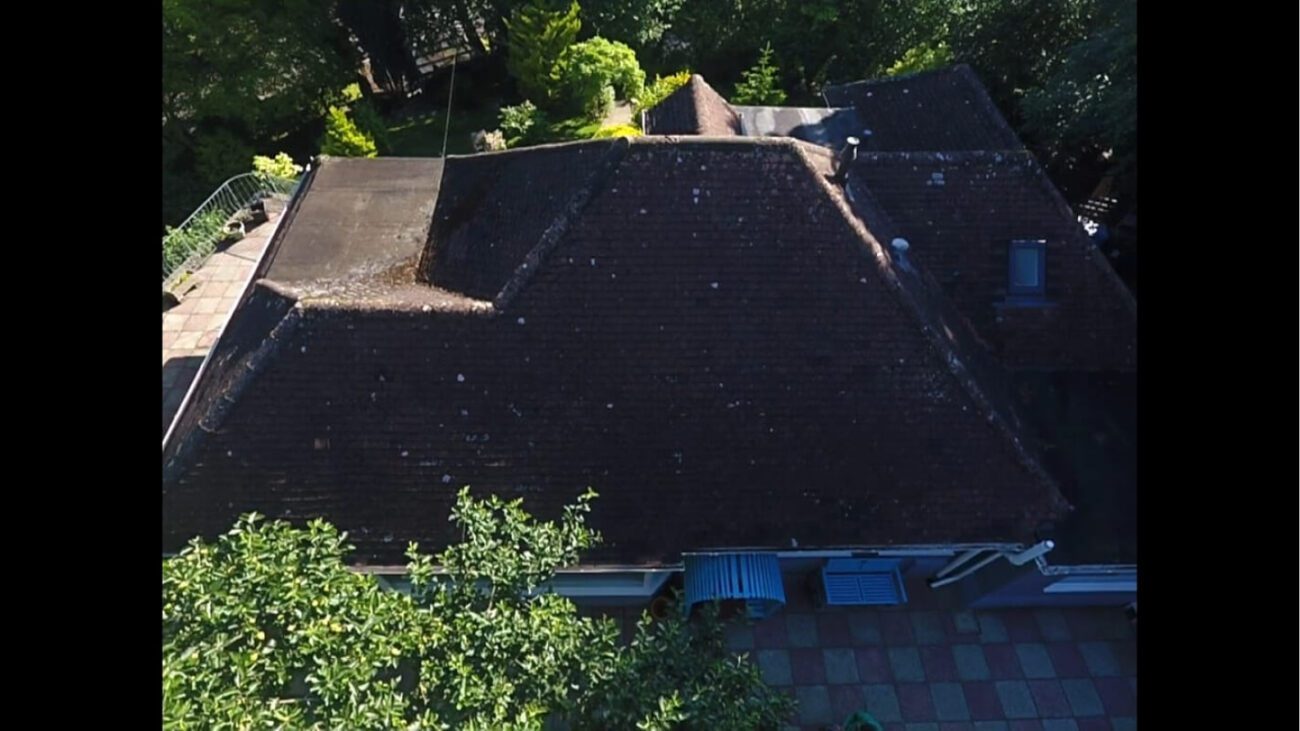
[162,172,298,292]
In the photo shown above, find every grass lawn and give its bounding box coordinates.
[544,117,603,141]
[384,101,617,157]
[384,104,503,157]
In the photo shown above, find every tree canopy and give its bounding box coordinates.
[161,0,1136,228]
[1021,0,1136,178]
[163,488,794,729]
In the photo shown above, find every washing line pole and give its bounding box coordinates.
[439,38,458,160]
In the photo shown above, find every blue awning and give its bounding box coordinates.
[683,552,786,620]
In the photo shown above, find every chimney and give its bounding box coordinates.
[833,136,860,183]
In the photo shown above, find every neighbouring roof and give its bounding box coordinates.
[731,105,863,149]
[642,75,742,136]
[163,138,1069,567]
[823,65,1023,152]
[844,151,1136,371]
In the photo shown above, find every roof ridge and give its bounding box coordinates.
[444,137,614,160]
[953,64,1025,152]
[493,137,632,310]
[788,141,1070,521]
[855,150,1035,162]
[824,63,970,92]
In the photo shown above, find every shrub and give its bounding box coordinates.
[591,123,640,138]
[499,100,550,145]
[632,70,691,121]
[731,42,787,105]
[557,36,645,121]
[321,106,378,157]
[340,81,364,103]
[884,42,953,77]
[252,152,303,181]
[350,98,392,153]
[505,0,582,105]
[163,209,229,274]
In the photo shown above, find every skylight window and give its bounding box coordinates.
[1008,240,1046,299]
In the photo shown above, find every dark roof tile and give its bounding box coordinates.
[643,75,742,136]
[846,151,1136,371]
[163,138,1067,566]
[823,65,1022,152]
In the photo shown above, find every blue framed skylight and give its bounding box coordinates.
[1008,239,1047,299]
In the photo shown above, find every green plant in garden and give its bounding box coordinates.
[557,36,645,120]
[499,100,549,145]
[591,123,640,138]
[731,42,786,105]
[162,209,228,274]
[163,488,796,729]
[505,0,582,105]
[252,152,303,181]
[570,600,797,730]
[321,106,378,157]
[340,82,364,103]
[632,70,691,121]
[884,41,953,77]
[349,97,394,154]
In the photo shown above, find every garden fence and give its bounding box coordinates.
[162,173,298,292]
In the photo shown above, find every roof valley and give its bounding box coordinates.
[493,137,632,310]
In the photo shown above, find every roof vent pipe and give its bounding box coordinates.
[833,136,860,183]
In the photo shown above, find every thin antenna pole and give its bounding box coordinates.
[440,36,459,159]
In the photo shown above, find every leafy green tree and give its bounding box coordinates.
[582,0,685,51]
[1021,0,1135,176]
[506,0,583,105]
[731,42,786,105]
[321,106,380,157]
[163,488,795,729]
[558,36,646,119]
[884,41,954,77]
[192,128,257,187]
[162,0,355,138]
[946,0,1094,114]
[572,601,796,729]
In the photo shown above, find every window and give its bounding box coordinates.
[1008,239,1047,299]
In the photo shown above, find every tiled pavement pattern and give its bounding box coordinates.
[744,602,1134,731]
[162,202,284,436]
[587,580,1135,731]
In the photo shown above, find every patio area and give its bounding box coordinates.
[162,200,284,435]
[591,576,1136,731]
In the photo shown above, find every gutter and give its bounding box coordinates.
[161,168,314,452]
[341,542,1034,577]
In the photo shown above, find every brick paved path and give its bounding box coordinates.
[162,202,284,436]
[588,578,1136,731]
